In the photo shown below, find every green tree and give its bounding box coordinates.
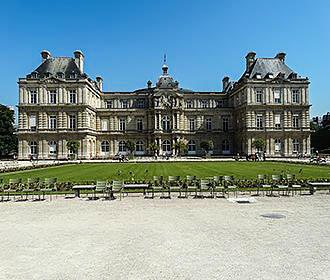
[0,105,17,157]
[148,143,160,156]
[173,139,187,156]
[125,140,136,154]
[66,140,80,159]
[200,141,213,154]
[251,138,265,152]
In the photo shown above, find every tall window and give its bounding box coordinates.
[69,115,76,129]
[222,140,230,153]
[30,141,38,156]
[275,139,281,152]
[101,119,108,131]
[136,141,144,152]
[29,115,37,131]
[189,118,196,131]
[137,119,143,132]
[201,100,208,108]
[162,115,171,131]
[293,139,300,152]
[49,90,57,104]
[137,99,145,108]
[292,89,300,103]
[188,140,196,152]
[106,100,112,109]
[274,89,281,104]
[101,141,110,153]
[49,141,57,156]
[49,115,57,130]
[216,100,223,108]
[222,117,229,131]
[30,90,37,104]
[186,100,193,109]
[69,90,77,104]
[119,118,126,131]
[119,141,126,152]
[256,89,263,103]
[121,100,128,109]
[256,115,263,129]
[206,118,212,131]
[274,114,281,129]
[162,140,171,152]
[293,114,299,128]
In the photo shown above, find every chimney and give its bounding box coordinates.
[147,80,152,89]
[222,76,230,91]
[245,52,256,71]
[96,76,103,92]
[275,52,286,63]
[41,50,51,62]
[74,50,84,73]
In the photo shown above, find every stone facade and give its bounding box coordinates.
[17,50,311,160]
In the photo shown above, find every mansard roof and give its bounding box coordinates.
[247,58,294,79]
[33,57,83,78]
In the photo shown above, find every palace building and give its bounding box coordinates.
[17,50,311,159]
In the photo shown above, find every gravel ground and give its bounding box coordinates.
[0,193,329,280]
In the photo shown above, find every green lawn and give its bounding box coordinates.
[0,161,330,183]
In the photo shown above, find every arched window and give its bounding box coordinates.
[136,141,144,152]
[222,140,230,154]
[293,139,300,152]
[119,141,126,152]
[275,139,281,152]
[101,141,110,153]
[188,140,196,152]
[30,141,38,155]
[162,115,171,131]
[162,140,171,152]
[49,141,57,155]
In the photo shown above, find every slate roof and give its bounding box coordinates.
[33,57,82,77]
[247,58,295,79]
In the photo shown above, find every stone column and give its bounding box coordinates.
[307,135,311,155]
[58,88,63,104]
[43,140,48,159]
[78,87,83,104]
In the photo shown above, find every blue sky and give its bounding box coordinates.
[1,0,329,116]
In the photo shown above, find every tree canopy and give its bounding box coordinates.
[0,105,17,157]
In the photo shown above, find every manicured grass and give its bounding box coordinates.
[0,161,330,183]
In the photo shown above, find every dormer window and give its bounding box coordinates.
[289,73,298,79]
[69,72,76,79]
[256,73,262,79]
[266,73,274,79]
[44,72,51,78]
[57,72,64,79]
[31,72,38,79]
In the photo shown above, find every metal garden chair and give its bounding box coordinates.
[94,181,109,200]
[40,178,57,201]
[111,180,124,200]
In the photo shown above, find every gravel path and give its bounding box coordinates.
[0,194,329,280]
